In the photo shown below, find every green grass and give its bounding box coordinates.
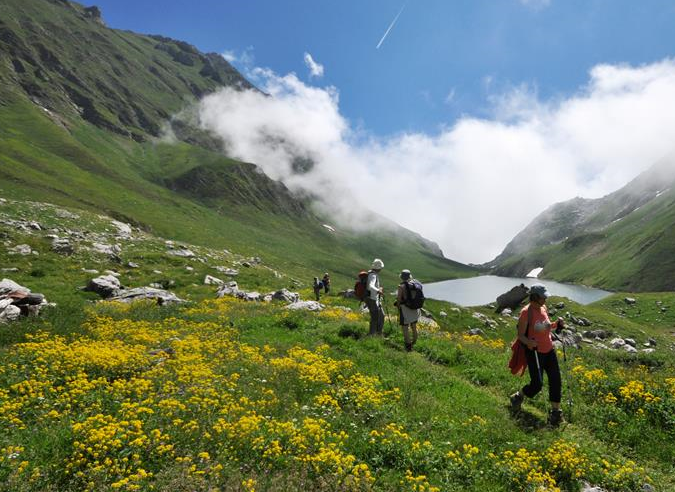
[0,198,673,491]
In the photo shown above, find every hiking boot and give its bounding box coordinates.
[405,342,413,352]
[548,409,564,427]
[509,391,524,412]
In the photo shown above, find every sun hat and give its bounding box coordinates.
[530,283,549,298]
[371,258,384,270]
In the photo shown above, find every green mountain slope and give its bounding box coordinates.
[488,154,675,291]
[0,0,475,284]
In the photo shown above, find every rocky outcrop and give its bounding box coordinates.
[108,287,185,305]
[0,279,48,322]
[495,284,529,313]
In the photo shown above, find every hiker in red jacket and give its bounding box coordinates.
[509,284,566,426]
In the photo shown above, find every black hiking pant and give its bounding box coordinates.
[365,298,384,336]
[522,348,561,404]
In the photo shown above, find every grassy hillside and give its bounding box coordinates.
[489,156,675,291]
[1,198,674,491]
[0,0,475,285]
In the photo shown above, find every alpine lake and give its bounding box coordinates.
[424,275,611,307]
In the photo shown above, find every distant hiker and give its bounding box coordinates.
[395,269,422,352]
[509,283,566,426]
[322,273,331,294]
[366,259,385,336]
[312,277,323,301]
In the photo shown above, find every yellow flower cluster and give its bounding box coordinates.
[618,380,661,407]
[543,439,589,481]
[442,332,506,350]
[446,443,479,465]
[319,307,365,323]
[492,448,560,492]
[402,469,440,492]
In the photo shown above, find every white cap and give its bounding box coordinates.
[371,258,384,270]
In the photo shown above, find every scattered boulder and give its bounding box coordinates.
[624,338,637,348]
[500,308,513,317]
[468,328,485,336]
[581,484,606,492]
[647,337,657,347]
[204,275,224,286]
[51,238,74,255]
[555,302,565,309]
[185,266,194,272]
[85,275,122,298]
[421,308,434,319]
[642,348,656,354]
[622,344,638,354]
[553,330,582,349]
[1,268,19,273]
[271,289,300,303]
[340,289,356,299]
[168,248,195,258]
[472,311,497,329]
[238,291,262,302]
[108,287,185,305]
[624,297,637,305]
[576,317,592,327]
[417,316,439,330]
[495,284,529,313]
[9,244,32,255]
[216,281,239,298]
[610,338,626,349]
[214,266,239,276]
[583,329,610,340]
[92,242,121,257]
[126,262,140,269]
[439,311,448,318]
[285,301,324,311]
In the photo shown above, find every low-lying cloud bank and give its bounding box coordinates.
[197,59,675,264]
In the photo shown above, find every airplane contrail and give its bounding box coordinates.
[376,3,406,49]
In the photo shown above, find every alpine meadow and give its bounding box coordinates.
[1,2,675,492]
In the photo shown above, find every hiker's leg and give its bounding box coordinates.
[377,304,385,335]
[401,323,412,350]
[544,350,562,407]
[366,299,378,335]
[411,322,418,345]
[521,349,543,398]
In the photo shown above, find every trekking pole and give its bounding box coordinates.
[534,350,542,385]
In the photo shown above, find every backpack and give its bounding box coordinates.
[354,270,369,301]
[403,280,425,309]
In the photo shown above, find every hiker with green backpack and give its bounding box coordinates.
[395,269,425,352]
[509,283,566,426]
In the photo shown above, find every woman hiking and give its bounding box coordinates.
[395,269,420,352]
[365,259,385,336]
[509,283,566,426]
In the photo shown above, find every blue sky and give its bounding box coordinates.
[87,0,675,136]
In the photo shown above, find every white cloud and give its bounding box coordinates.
[303,52,324,78]
[197,58,675,264]
[220,46,255,68]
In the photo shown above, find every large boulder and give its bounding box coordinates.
[0,304,21,322]
[495,284,529,313]
[85,275,122,298]
[216,281,240,298]
[108,287,185,305]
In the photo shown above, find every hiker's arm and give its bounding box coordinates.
[368,275,382,295]
[396,285,405,304]
[517,314,537,349]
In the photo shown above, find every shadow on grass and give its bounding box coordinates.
[509,407,548,431]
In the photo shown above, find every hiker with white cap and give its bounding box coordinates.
[509,283,566,426]
[366,258,385,336]
[395,269,421,351]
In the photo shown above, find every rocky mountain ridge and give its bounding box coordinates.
[488,153,675,291]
